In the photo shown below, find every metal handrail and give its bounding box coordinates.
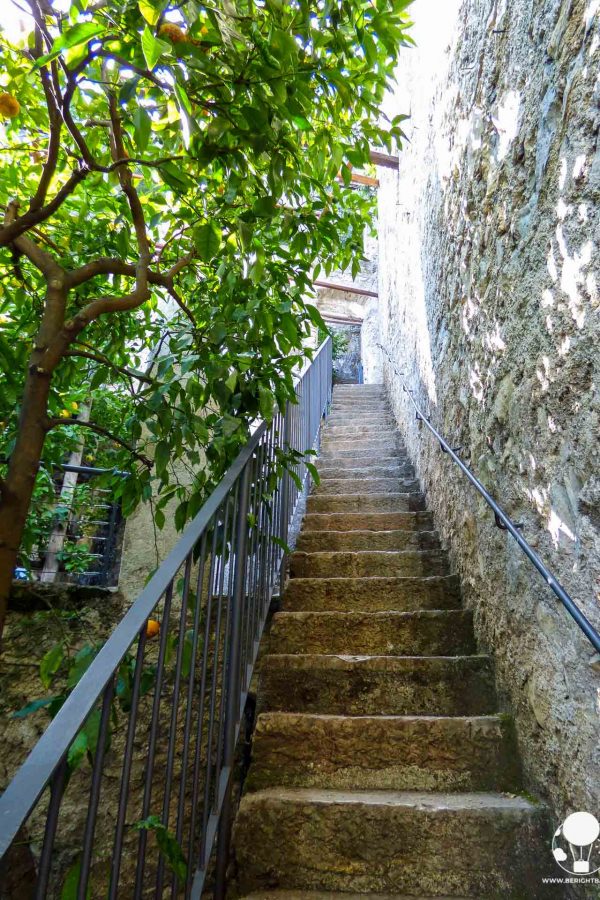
[378,343,600,655]
[0,336,333,898]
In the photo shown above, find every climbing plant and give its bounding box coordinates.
[0,0,413,638]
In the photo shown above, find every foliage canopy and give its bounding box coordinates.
[0,0,412,631]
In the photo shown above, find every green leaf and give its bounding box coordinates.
[193,222,222,261]
[61,857,91,900]
[134,817,188,881]
[159,161,194,193]
[154,440,169,476]
[306,303,327,331]
[40,642,65,689]
[132,107,152,153]
[67,729,88,771]
[138,0,163,25]
[36,22,104,66]
[306,461,320,485]
[252,196,277,218]
[141,25,170,70]
[67,645,97,689]
[11,697,55,719]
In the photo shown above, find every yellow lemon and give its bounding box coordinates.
[0,93,20,119]
[146,619,160,639]
[158,23,187,43]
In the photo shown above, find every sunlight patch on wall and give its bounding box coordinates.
[548,508,576,547]
[555,226,592,328]
[493,91,521,162]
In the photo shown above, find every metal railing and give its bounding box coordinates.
[378,343,600,654]
[0,336,333,899]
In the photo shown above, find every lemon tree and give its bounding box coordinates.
[0,0,412,638]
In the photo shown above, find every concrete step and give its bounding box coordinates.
[313,476,421,494]
[289,550,448,578]
[269,610,474,655]
[283,575,461,612]
[302,511,434,531]
[233,789,553,897]
[245,713,521,793]
[258,654,496,716]
[295,529,440,553]
[306,493,426,514]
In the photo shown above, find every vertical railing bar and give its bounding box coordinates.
[189,517,220,877]
[133,583,174,900]
[250,439,267,656]
[108,628,148,900]
[212,494,234,814]
[240,450,258,689]
[34,756,68,900]
[258,431,272,627]
[77,677,115,900]
[156,555,194,898]
[272,412,283,579]
[214,463,251,899]
[279,401,292,597]
[180,529,208,896]
[200,503,228,866]
[268,414,283,612]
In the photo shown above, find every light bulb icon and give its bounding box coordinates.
[553,811,600,875]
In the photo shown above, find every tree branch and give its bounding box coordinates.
[62,349,155,384]
[28,25,63,212]
[4,201,63,279]
[0,164,88,248]
[46,417,153,468]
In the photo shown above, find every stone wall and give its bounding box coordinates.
[378,0,600,826]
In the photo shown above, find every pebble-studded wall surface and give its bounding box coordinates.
[378,0,600,825]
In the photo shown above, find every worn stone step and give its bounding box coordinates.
[239,893,468,900]
[290,550,448,578]
[313,476,421,495]
[295,529,439,553]
[283,575,461,612]
[320,437,403,452]
[269,610,473,655]
[258,654,496,715]
[326,408,390,418]
[319,445,407,460]
[323,424,396,437]
[325,415,394,426]
[245,713,521,793]
[317,447,410,466]
[333,384,387,400]
[306,493,426,514]
[334,383,385,390]
[302,511,434,532]
[233,789,553,897]
[316,462,414,478]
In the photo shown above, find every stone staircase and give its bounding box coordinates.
[231,384,558,898]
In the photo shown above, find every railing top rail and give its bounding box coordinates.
[0,337,332,861]
[378,343,600,655]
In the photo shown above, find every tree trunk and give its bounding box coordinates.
[0,363,53,643]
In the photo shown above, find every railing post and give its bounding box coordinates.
[214,464,251,899]
[278,401,292,597]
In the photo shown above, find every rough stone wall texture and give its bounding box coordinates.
[378,0,600,825]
